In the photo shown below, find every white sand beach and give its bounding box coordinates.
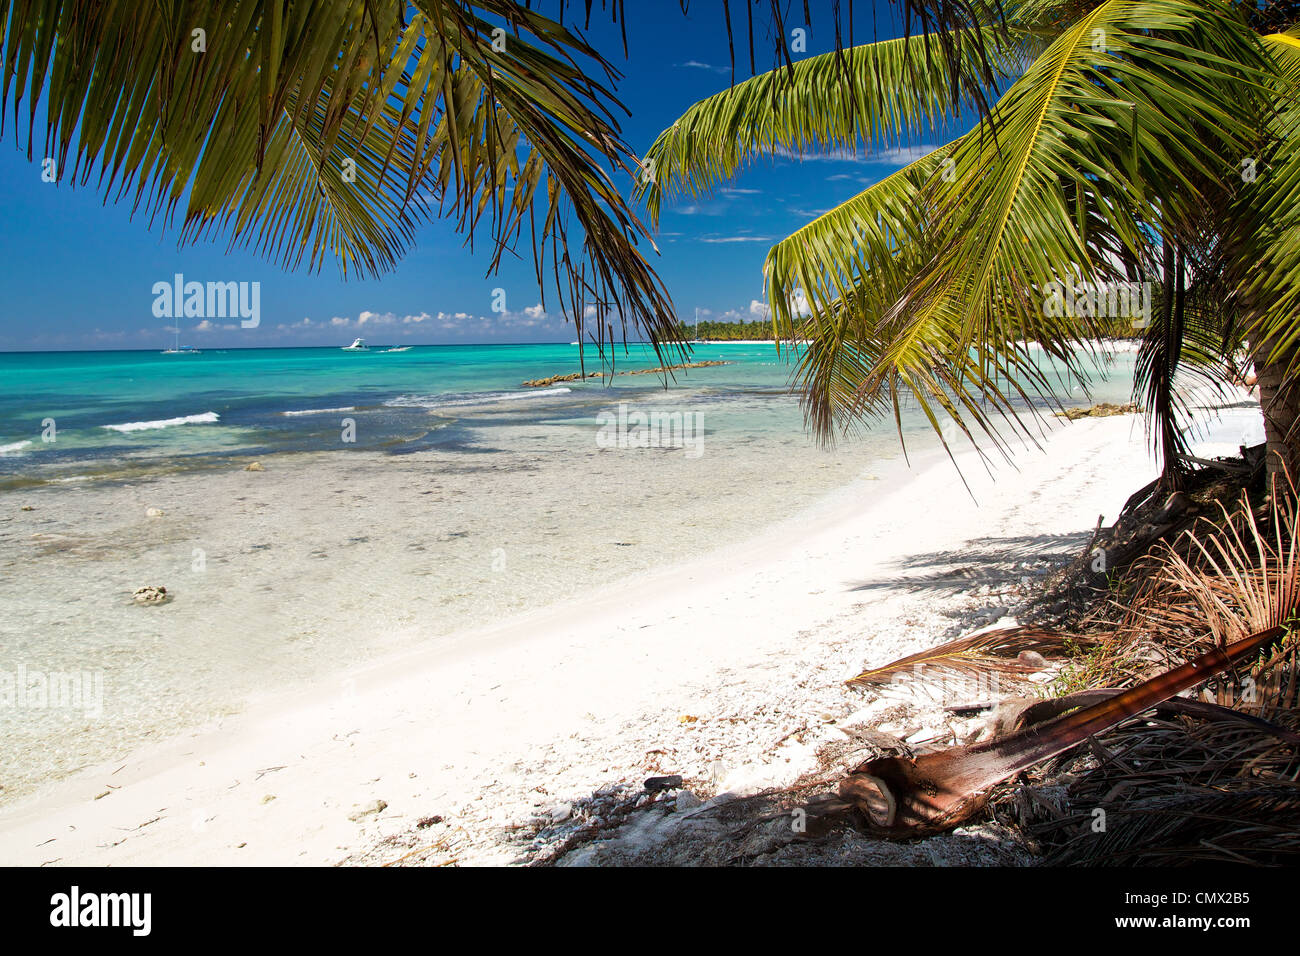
[0,396,1264,866]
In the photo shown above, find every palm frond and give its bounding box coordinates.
[763,140,961,442]
[840,483,1300,837]
[1032,715,1300,865]
[762,0,1270,450]
[1132,237,1240,489]
[841,623,1288,836]
[0,0,677,347]
[1119,486,1300,653]
[1242,29,1300,377]
[636,26,1031,225]
[847,625,1074,689]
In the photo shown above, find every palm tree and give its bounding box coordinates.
[640,0,1300,487]
[0,0,995,365]
[0,0,686,354]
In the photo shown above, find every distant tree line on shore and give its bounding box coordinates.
[673,319,777,341]
[672,315,1143,342]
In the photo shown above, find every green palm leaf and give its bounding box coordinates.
[830,0,1266,450]
[1246,29,1300,370]
[0,0,677,347]
[636,26,1032,225]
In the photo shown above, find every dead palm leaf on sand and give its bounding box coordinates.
[1027,705,1300,865]
[846,626,1077,694]
[1089,483,1300,684]
[838,488,1300,838]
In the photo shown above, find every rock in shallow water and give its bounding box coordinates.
[132,585,168,605]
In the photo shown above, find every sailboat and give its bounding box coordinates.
[161,327,201,354]
[341,337,369,351]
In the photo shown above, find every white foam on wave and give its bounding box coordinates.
[386,387,572,408]
[101,412,220,433]
[0,439,33,455]
[281,406,357,417]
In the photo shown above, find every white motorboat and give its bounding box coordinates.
[341,338,369,351]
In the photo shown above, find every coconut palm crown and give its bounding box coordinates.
[640,0,1300,486]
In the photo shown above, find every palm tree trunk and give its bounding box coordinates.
[1252,334,1300,488]
[1154,242,1188,492]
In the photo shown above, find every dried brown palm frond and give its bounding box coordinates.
[839,624,1287,837]
[1233,637,1300,716]
[1076,480,1299,687]
[1024,706,1300,865]
[1148,490,1299,642]
[1044,787,1300,865]
[839,484,1300,838]
[846,626,1076,692]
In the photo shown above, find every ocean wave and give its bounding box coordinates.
[385,387,572,408]
[0,439,33,455]
[281,406,357,417]
[101,412,220,433]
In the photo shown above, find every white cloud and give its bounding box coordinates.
[677,60,728,74]
[867,144,937,165]
[774,143,939,166]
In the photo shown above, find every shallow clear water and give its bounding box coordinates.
[0,342,1137,802]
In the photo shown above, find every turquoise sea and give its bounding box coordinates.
[0,340,1138,801]
[0,343,816,483]
[0,342,1137,487]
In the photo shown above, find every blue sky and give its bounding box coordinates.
[0,3,959,351]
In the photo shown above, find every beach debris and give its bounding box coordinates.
[20,505,33,511]
[1054,401,1138,421]
[644,774,683,792]
[846,626,1076,691]
[145,507,164,517]
[415,815,443,829]
[674,791,702,812]
[244,461,265,471]
[521,360,731,388]
[521,370,603,387]
[549,803,573,823]
[678,714,698,724]
[348,799,388,822]
[839,624,1287,837]
[131,585,169,606]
